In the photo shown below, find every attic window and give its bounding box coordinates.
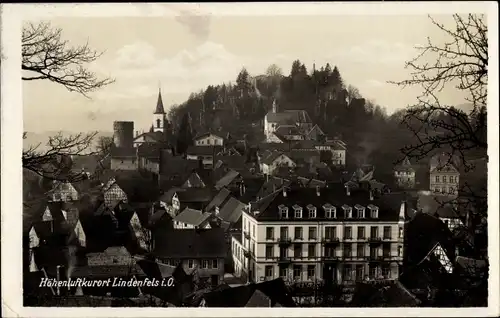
[355,204,365,218]
[323,204,336,218]
[307,204,316,218]
[342,205,352,218]
[278,204,288,219]
[293,204,303,218]
[368,204,379,218]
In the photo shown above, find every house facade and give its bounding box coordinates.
[259,152,296,176]
[394,157,416,189]
[194,133,224,147]
[110,147,137,171]
[429,153,460,197]
[232,185,411,285]
[49,181,79,202]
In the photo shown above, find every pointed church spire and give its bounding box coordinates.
[154,87,165,114]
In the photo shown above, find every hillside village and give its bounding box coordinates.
[22,78,488,307]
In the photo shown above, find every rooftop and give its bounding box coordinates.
[174,208,212,227]
[249,184,414,222]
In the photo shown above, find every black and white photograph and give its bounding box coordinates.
[1,2,498,316]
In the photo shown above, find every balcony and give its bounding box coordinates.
[322,255,340,262]
[243,231,250,239]
[276,255,292,264]
[277,237,292,246]
[368,237,383,245]
[369,255,384,262]
[322,237,340,245]
[243,250,251,258]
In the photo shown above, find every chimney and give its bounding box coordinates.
[369,190,374,201]
[346,184,350,196]
[283,187,287,197]
[316,186,320,196]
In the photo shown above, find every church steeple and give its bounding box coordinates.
[154,87,165,114]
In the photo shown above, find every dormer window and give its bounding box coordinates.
[293,204,303,218]
[323,203,336,218]
[368,204,379,218]
[279,204,288,219]
[307,204,316,218]
[342,205,352,218]
[355,204,365,218]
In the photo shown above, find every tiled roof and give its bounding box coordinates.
[205,188,232,212]
[186,145,223,156]
[176,188,215,204]
[218,197,246,224]
[275,125,301,136]
[255,176,291,199]
[193,132,224,140]
[404,211,456,266]
[351,280,421,307]
[266,110,312,125]
[112,175,160,203]
[261,151,291,165]
[201,278,296,307]
[137,142,163,159]
[110,146,136,158]
[152,228,226,259]
[289,149,321,164]
[250,184,414,222]
[182,172,206,188]
[430,152,460,172]
[214,155,248,172]
[174,208,212,227]
[215,170,241,190]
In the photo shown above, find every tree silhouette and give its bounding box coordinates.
[22,22,114,182]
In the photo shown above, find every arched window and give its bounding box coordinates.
[157,118,161,128]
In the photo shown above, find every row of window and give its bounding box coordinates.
[278,204,379,219]
[264,264,391,280]
[434,176,459,183]
[197,139,222,145]
[265,226,403,241]
[162,259,219,269]
[434,186,457,194]
[266,243,403,258]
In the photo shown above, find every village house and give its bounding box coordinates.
[305,124,326,142]
[263,100,313,142]
[233,183,413,285]
[110,147,137,171]
[173,207,212,229]
[293,139,347,166]
[193,132,225,147]
[152,228,226,286]
[394,157,416,189]
[158,187,215,215]
[186,145,223,169]
[429,153,460,197]
[259,151,296,176]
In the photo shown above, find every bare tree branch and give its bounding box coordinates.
[22,21,115,98]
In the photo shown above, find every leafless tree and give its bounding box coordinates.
[22,21,114,96]
[391,13,488,306]
[390,14,487,166]
[96,136,114,158]
[346,85,362,104]
[22,22,114,183]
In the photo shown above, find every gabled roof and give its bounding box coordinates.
[215,170,241,190]
[152,228,226,259]
[218,197,246,224]
[306,124,325,137]
[275,125,301,136]
[182,172,206,188]
[201,278,296,307]
[261,151,293,165]
[205,188,232,212]
[430,152,460,173]
[174,208,212,227]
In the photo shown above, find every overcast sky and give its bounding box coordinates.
[23,12,470,133]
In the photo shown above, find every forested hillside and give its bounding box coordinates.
[167,59,487,173]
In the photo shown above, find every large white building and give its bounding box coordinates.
[231,183,413,285]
